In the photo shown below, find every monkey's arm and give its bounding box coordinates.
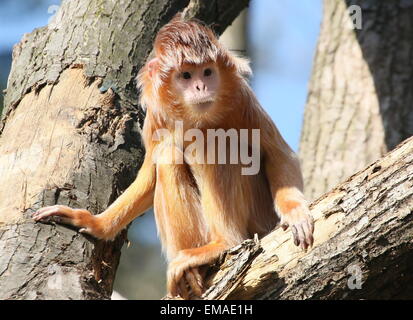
[32,154,156,240]
[260,117,314,250]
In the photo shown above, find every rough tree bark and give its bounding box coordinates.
[200,136,413,300]
[299,0,413,201]
[0,0,249,300]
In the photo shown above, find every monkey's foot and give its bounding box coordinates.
[167,255,206,299]
[167,241,227,299]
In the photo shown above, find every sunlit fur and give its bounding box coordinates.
[135,15,313,298]
[33,15,314,300]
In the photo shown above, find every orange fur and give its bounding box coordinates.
[33,15,314,299]
[136,15,313,298]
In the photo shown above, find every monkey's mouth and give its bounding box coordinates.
[196,101,213,110]
[192,99,215,111]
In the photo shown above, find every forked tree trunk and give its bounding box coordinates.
[0,0,249,300]
[299,0,413,201]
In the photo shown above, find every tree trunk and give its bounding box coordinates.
[299,0,413,201]
[201,136,413,300]
[0,0,249,300]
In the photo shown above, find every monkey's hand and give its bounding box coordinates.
[32,205,102,238]
[280,204,314,250]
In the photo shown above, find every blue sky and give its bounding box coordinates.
[0,0,58,51]
[249,0,322,151]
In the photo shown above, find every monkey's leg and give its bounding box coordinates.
[166,163,253,299]
[154,161,213,299]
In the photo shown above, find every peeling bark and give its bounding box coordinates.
[0,0,249,300]
[201,136,413,300]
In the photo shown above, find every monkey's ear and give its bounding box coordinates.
[147,58,159,78]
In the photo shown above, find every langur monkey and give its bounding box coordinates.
[33,15,314,299]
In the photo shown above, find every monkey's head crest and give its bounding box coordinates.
[141,15,251,81]
[154,15,222,68]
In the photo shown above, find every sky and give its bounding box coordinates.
[0,0,322,246]
[249,0,322,151]
[0,0,58,50]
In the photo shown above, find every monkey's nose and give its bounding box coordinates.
[195,82,206,91]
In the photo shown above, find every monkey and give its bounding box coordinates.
[33,15,314,299]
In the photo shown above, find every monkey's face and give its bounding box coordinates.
[172,63,221,113]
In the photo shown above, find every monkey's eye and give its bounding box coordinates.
[182,72,192,80]
[204,68,212,77]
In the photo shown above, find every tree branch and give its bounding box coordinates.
[202,136,413,299]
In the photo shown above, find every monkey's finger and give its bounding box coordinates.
[300,222,312,249]
[33,205,71,216]
[192,267,204,289]
[168,279,179,298]
[304,220,314,247]
[294,224,306,250]
[281,222,289,231]
[32,206,56,215]
[296,224,307,250]
[185,269,203,297]
[32,207,71,221]
[291,226,299,246]
[178,278,190,300]
[79,227,93,235]
[196,266,208,286]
